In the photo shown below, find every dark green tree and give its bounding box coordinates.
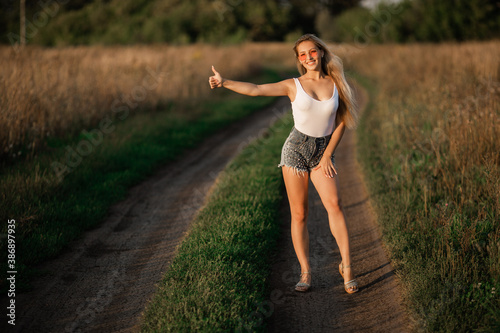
[411,0,500,41]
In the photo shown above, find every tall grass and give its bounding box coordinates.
[0,67,280,293]
[351,42,499,331]
[2,40,498,330]
[0,43,295,162]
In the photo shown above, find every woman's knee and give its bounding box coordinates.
[290,207,308,224]
[325,199,343,214]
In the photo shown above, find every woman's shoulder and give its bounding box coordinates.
[279,78,297,88]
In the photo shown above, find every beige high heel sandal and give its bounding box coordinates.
[295,272,311,292]
[339,262,359,294]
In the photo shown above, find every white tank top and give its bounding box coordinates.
[291,78,339,137]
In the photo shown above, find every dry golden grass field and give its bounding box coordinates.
[0,43,293,159]
[2,42,497,162]
[349,41,499,329]
[1,40,498,329]
[350,41,499,224]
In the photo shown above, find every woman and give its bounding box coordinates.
[208,34,359,294]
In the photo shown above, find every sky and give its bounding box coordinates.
[360,0,405,9]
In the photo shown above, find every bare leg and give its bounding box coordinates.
[310,170,357,289]
[282,166,311,286]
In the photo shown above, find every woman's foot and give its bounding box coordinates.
[339,262,359,294]
[295,272,311,292]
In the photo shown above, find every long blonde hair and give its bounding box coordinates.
[293,34,358,129]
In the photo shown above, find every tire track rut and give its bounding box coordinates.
[1,97,291,333]
[267,85,411,332]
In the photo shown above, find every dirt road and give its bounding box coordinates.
[267,86,411,332]
[3,84,411,333]
[2,97,291,333]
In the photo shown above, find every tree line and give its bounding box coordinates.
[318,0,500,44]
[1,0,498,46]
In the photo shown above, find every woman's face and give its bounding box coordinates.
[296,40,322,72]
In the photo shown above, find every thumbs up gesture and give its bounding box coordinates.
[209,66,223,89]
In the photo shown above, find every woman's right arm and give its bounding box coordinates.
[209,66,291,98]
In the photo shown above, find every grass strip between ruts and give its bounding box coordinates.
[0,69,280,293]
[141,112,294,332]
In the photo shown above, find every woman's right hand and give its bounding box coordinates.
[209,66,223,89]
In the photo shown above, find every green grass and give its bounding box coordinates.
[141,112,294,332]
[354,73,500,332]
[0,69,281,293]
